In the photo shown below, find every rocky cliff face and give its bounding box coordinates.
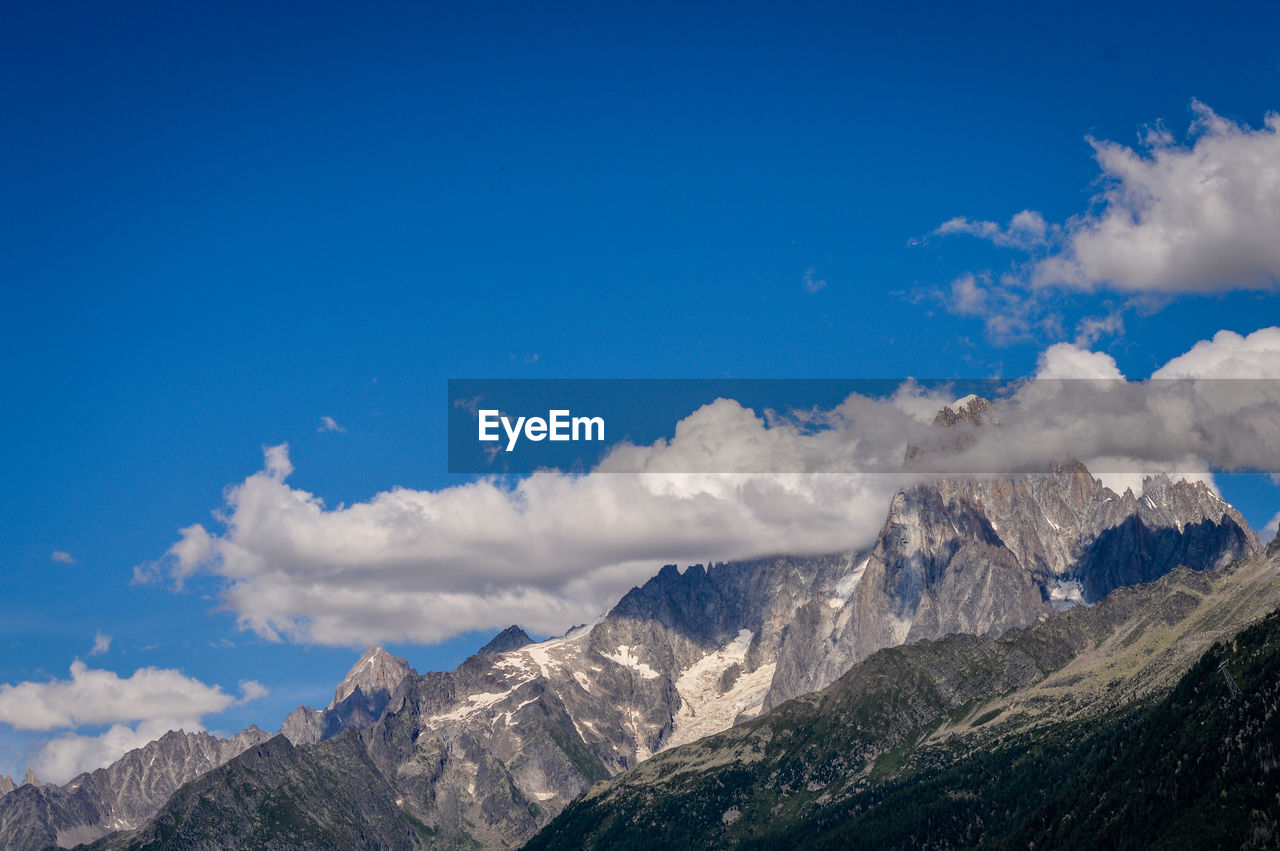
[0,727,271,849]
[0,774,15,798]
[762,460,1256,710]
[279,646,415,746]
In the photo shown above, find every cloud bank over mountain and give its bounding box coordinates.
[144,332,1280,650]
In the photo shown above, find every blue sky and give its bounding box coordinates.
[3,0,1280,781]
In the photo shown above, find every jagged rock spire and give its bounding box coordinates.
[331,646,413,708]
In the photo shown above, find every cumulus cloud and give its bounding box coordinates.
[0,662,268,783]
[89,632,111,657]
[318,415,347,434]
[30,718,203,784]
[150,330,1280,649]
[158,438,909,646]
[50,551,74,564]
[1151,327,1280,378]
[1034,102,1280,293]
[1035,343,1125,380]
[0,662,240,731]
[933,103,1280,341]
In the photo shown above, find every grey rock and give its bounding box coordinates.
[0,727,272,849]
[762,461,1256,710]
[92,732,421,850]
[479,625,534,654]
[280,646,415,746]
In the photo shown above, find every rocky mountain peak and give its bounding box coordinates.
[0,774,14,797]
[331,646,412,708]
[20,769,40,788]
[478,625,534,654]
[932,394,994,427]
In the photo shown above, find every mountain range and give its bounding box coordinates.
[0,398,1269,848]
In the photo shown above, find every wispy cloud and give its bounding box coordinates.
[934,209,1050,251]
[802,268,828,293]
[89,632,111,657]
[317,415,347,434]
[50,551,74,565]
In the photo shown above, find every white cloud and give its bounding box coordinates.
[50,551,74,564]
[237,680,269,702]
[318,415,347,434]
[1035,343,1125,380]
[1034,103,1280,294]
[30,718,202,785]
[933,103,1280,341]
[161,425,909,646]
[0,661,239,731]
[938,272,1054,344]
[802,268,828,293]
[1261,508,1280,544]
[1073,310,1126,347]
[935,209,1049,250]
[89,632,111,657]
[152,331,1280,649]
[0,663,268,784]
[1151,327,1280,378]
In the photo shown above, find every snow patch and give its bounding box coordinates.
[432,688,515,722]
[604,645,660,680]
[834,558,869,602]
[1048,578,1085,611]
[662,630,776,751]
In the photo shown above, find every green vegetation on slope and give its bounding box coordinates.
[527,563,1280,850]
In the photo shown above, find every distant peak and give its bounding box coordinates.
[21,769,40,787]
[331,646,413,708]
[933,395,994,427]
[478,625,534,655]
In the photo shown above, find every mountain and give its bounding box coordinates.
[0,727,272,850]
[479,625,534,655]
[0,775,15,798]
[94,733,422,851]
[85,471,1257,849]
[50,396,1260,848]
[0,649,413,850]
[527,537,1280,849]
[764,460,1256,710]
[279,646,415,746]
